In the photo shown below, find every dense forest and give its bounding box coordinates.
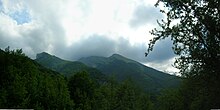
[0,48,73,109]
[0,48,153,109]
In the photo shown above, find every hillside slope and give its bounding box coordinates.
[79,54,181,92]
[35,52,107,83]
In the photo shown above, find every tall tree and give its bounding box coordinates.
[115,79,153,110]
[146,0,220,109]
[68,71,95,110]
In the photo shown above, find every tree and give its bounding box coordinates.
[157,89,184,110]
[92,75,118,110]
[146,0,220,109]
[115,79,153,110]
[115,79,136,110]
[68,71,95,110]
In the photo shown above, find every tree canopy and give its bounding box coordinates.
[146,0,220,109]
[0,48,73,109]
[147,0,220,76]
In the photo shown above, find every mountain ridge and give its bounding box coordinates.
[36,52,181,93]
[78,53,181,92]
[109,53,140,64]
[35,52,107,83]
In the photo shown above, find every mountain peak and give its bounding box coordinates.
[36,52,51,59]
[110,53,124,58]
[109,53,137,64]
[36,52,64,63]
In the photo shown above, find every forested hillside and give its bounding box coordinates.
[0,48,73,109]
[36,52,181,93]
[35,52,107,83]
[79,53,181,92]
[0,48,153,110]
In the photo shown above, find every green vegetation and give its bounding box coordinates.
[1,0,219,109]
[0,48,153,109]
[0,48,73,109]
[147,0,220,109]
[68,72,153,110]
[36,52,180,93]
[35,51,182,109]
[36,52,107,84]
[79,53,180,93]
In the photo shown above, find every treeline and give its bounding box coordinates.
[0,48,153,110]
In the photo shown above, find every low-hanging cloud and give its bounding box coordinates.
[52,34,175,64]
[48,34,147,63]
[55,34,117,60]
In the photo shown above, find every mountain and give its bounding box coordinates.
[36,52,87,76]
[79,54,181,92]
[35,52,180,93]
[35,52,107,82]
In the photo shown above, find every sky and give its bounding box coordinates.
[0,0,179,73]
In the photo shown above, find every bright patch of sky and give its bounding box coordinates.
[9,9,31,24]
[0,0,31,24]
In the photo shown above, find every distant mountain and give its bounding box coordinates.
[79,54,181,92]
[35,52,107,83]
[35,52,180,93]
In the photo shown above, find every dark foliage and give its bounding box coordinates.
[0,47,73,109]
[67,72,153,110]
[79,54,181,93]
[147,0,220,109]
[0,47,153,110]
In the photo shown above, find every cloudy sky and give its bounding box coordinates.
[0,0,178,73]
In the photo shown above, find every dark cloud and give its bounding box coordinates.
[114,37,147,63]
[146,38,176,62]
[50,34,147,62]
[51,34,174,64]
[0,19,65,58]
[55,34,117,60]
[129,5,163,28]
[0,27,175,64]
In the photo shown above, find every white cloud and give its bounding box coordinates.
[145,57,180,75]
[0,0,178,73]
